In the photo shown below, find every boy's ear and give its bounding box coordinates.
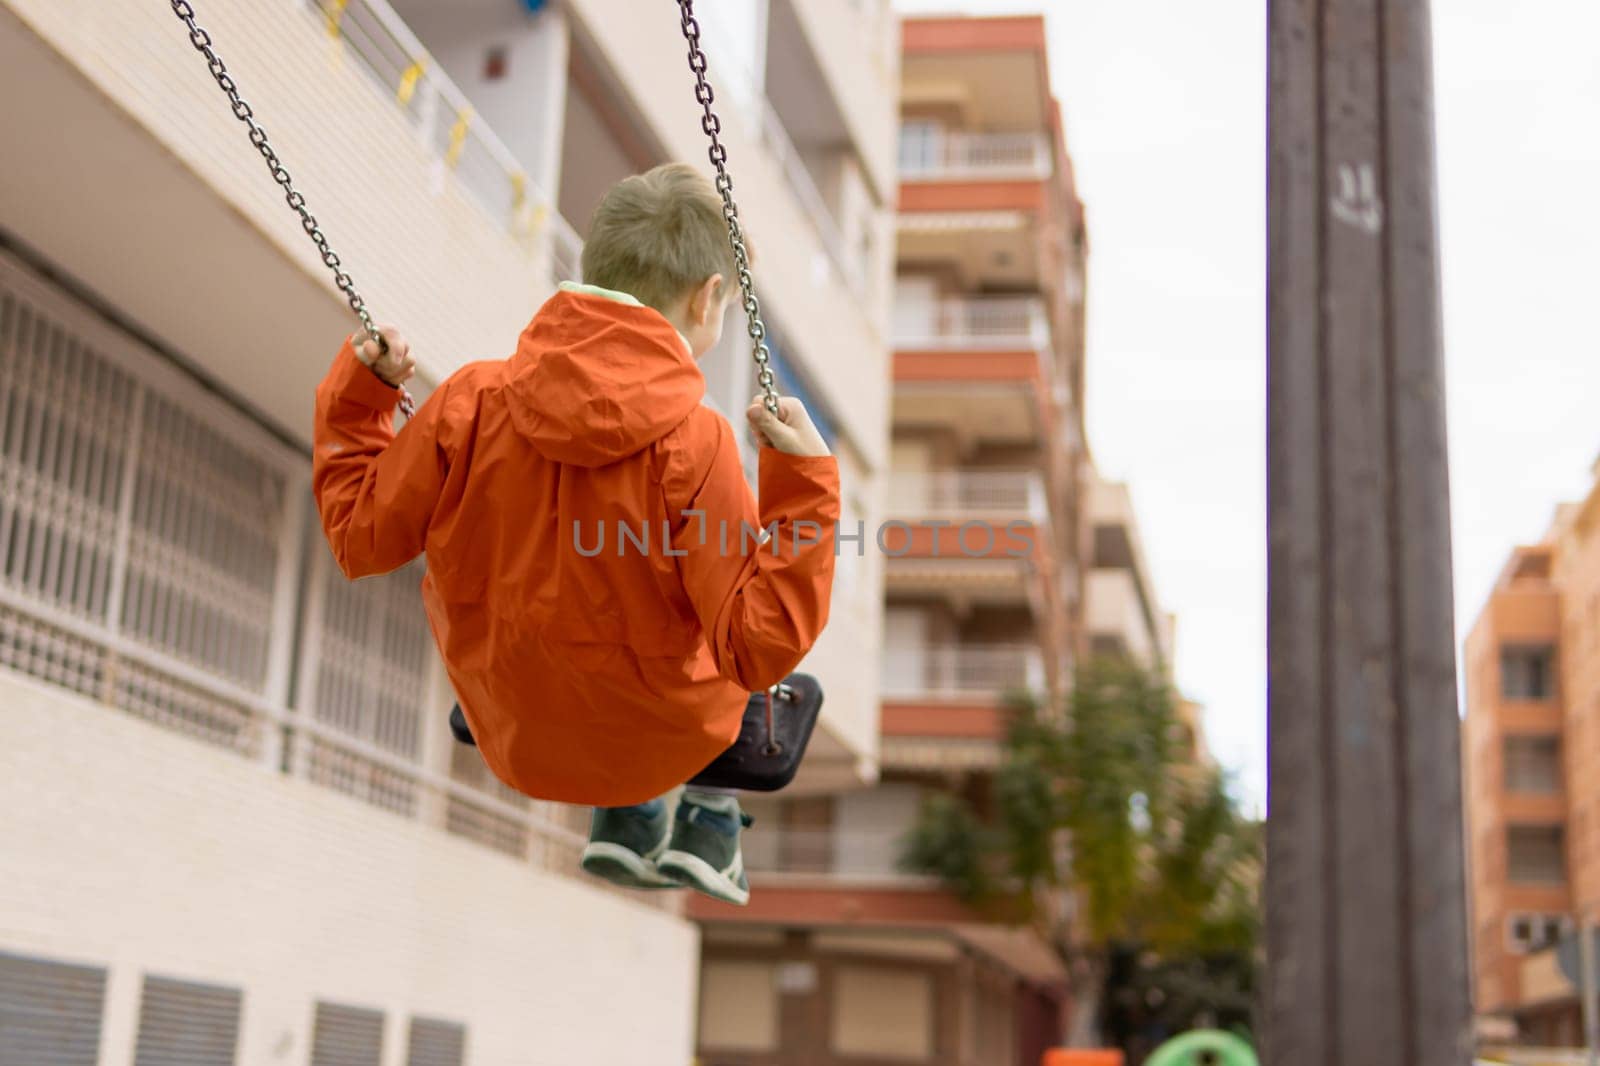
[695,273,725,324]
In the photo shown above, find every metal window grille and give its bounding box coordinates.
[295,544,432,815]
[405,1017,466,1066]
[0,249,300,756]
[0,950,108,1066]
[132,975,243,1066]
[0,251,599,879]
[121,390,288,689]
[310,1002,385,1066]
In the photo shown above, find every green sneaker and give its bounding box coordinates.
[657,792,752,906]
[579,799,678,890]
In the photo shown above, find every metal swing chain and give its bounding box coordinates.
[676,0,781,416]
[168,0,417,420]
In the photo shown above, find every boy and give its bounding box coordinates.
[313,163,839,906]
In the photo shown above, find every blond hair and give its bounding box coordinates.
[580,163,739,313]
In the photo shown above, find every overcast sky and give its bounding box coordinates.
[894,1,1600,812]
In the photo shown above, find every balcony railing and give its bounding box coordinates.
[743,828,926,881]
[900,130,1052,181]
[893,295,1050,350]
[886,470,1044,520]
[309,0,582,282]
[882,643,1045,700]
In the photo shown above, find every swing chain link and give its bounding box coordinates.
[168,0,417,420]
[676,0,781,416]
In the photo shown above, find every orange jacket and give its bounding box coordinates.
[313,289,840,806]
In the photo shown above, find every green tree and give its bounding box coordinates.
[900,656,1261,1048]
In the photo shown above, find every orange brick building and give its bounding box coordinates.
[691,15,1092,1065]
[1465,467,1600,1043]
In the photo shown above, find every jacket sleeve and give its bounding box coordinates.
[312,340,448,578]
[664,409,841,692]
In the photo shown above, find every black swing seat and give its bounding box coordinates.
[447,674,824,794]
[448,704,476,746]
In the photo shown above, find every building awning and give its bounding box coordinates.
[884,557,1029,586]
[953,923,1069,986]
[880,736,1003,771]
[897,210,1028,233]
[1516,946,1578,1009]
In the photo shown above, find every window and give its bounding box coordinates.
[133,975,242,1066]
[831,966,934,1060]
[777,796,836,873]
[0,950,108,1066]
[405,1017,466,1066]
[1507,825,1567,885]
[310,1002,384,1066]
[698,961,779,1051]
[1502,645,1556,700]
[1504,735,1562,794]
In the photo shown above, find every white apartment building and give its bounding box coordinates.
[0,1,894,1062]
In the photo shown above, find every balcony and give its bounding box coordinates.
[883,643,1044,702]
[887,470,1046,522]
[892,296,1053,443]
[690,825,986,925]
[900,130,1052,182]
[0,244,635,895]
[321,0,581,276]
[894,295,1050,352]
[880,470,1044,610]
[878,643,1039,769]
[0,0,578,439]
[745,828,918,882]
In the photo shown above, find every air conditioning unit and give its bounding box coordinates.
[1506,912,1573,955]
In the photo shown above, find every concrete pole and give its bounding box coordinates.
[1266,1,1472,1063]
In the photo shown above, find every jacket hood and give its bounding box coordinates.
[506,289,706,467]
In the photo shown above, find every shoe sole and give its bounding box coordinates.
[657,849,750,906]
[580,842,679,890]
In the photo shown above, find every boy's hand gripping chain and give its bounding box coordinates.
[169,0,417,420]
[676,0,782,416]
